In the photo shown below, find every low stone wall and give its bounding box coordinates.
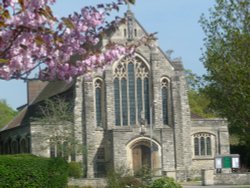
[202,169,250,185]
[215,173,250,185]
[68,178,106,188]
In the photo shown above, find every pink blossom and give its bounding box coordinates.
[0,0,137,81]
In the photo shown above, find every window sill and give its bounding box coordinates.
[95,127,104,131]
[193,156,214,160]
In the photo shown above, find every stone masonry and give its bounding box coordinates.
[0,10,230,181]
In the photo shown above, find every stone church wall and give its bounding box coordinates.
[190,119,230,178]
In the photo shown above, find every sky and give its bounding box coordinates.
[0,0,215,109]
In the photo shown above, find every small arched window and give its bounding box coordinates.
[161,78,169,125]
[206,137,211,155]
[194,137,199,156]
[20,139,27,153]
[94,78,104,127]
[193,133,213,157]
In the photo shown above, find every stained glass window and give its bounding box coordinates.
[137,78,142,122]
[121,78,128,125]
[113,57,150,126]
[128,63,136,126]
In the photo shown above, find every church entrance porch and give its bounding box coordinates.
[126,136,162,176]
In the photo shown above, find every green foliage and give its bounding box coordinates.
[68,161,83,178]
[188,90,217,118]
[199,0,250,146]
[36,97,74,123]
[0,99,17,128]
[134,166,152,185]
[148,177,182,188]
[127,0,136,5]
[48,157,69,188]
[185,70,217,118]
[0,154,68,188]
[106,166,143,188]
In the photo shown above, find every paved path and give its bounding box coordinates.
[183,185,250,188]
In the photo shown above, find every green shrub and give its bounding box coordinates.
[149,177,182,188]
[48,157,69,187]
[134,166,152,185]
[0,154,68,188]
[68,161,83,178]
[106,166,143,188]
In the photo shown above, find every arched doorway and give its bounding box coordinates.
[132,144,151,173]
[126,137,162,175]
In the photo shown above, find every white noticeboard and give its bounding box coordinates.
[215,158,222,169]
[232,157,239,168]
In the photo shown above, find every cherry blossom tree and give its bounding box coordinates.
[0,0,150,81]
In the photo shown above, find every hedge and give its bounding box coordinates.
[0,154,68,188]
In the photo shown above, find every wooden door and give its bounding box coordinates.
[132,145,151,173]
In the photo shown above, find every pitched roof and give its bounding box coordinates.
[31,81,74,105]
[0,81,74,132]
[0,107,28,132]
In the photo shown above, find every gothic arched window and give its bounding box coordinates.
[94,78,104,127]
[20,139,27,153]
[161,78,169,125]
[193,133,213,156]
[113,56,150,126]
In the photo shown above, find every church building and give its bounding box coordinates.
[0,11,230,180]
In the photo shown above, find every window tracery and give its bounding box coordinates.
[113,57,150,126]
[193,133,212,156]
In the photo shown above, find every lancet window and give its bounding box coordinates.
[161,78,170,125]
[94,78,104,127]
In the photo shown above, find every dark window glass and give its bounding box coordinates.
[144,78,150,124]
[194,138,199,156]
[137,78,142,123]
[96,162,106,177]
[162,87,168,125]
[206,137,211,155]
[95,87,102,127]
[114,78,120,126]
[128,63,136,126]
[121,78,128,126]
[200,137,205,155]
[97,148,105,160]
